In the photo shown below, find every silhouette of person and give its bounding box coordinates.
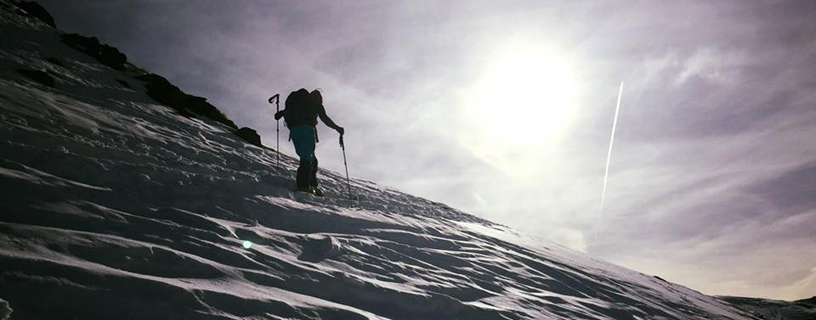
[275,89,344,195]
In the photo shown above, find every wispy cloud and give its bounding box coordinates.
[39,0,816,300]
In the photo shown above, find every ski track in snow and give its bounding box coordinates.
[0,1,802,319]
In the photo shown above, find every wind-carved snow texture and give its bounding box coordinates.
[0,1,797,319]
[720,296,816,320]
[0,298,11,320]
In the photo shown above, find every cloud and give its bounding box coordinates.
[785,267,816,301]
[37,0,816,300]
[606,218,816,300]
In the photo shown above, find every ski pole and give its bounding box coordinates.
[268,94,280,167]
[340,135,353,202]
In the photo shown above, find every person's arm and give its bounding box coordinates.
[317,104,344,135]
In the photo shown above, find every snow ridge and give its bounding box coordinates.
[0,1,796,319]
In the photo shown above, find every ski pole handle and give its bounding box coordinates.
[269,93,280,167]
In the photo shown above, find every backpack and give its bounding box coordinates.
[283,88,318,127]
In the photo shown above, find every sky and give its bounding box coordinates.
[38,0,816,301]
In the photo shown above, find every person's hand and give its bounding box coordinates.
[337,127,345,136]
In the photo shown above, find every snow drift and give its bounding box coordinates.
[1,1,812,319]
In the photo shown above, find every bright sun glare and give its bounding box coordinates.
[465,42,580,148]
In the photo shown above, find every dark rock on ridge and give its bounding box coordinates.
[14,0,258,148]
[12,1,55,28]
[137,73,237,130]
[60,34,128,71]
[16,69,54,87]
[234,127,262,147]
[45,57,64,67]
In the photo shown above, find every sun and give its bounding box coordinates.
[462,42,581,149]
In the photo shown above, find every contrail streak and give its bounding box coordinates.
[599,81,624,219]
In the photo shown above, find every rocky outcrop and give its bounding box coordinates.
[16,69,54,87]
[58,32,239,131]
[18,0,251,146]
[12,1,55,28]
[137,73,238,130]
[60,34,128,71]
[234,127,262,147]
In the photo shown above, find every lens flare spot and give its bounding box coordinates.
[242,240,253,250]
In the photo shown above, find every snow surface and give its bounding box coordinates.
[0,1,809,319]
[0,298,10,320]
[720,296,816,320]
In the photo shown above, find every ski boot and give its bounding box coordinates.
[311,186,325,197]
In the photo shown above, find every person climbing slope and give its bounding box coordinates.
[275,89,344,196]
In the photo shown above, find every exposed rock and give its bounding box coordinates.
[16,69,54,87]
[234,127,262,147]
[45,57,64,67]
[17,3,240,143]
[137,73,237,129]
[13,1,55,28]
[186,95,237,129]
[137,73,196,117]
[115,79,131,89]
[60,34,127,71]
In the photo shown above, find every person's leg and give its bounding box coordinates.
[296,159,311,190]
[309,156,319,188]
[291,126,316,190]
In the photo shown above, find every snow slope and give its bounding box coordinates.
[721,296,816,320]
[0,1,809,319]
